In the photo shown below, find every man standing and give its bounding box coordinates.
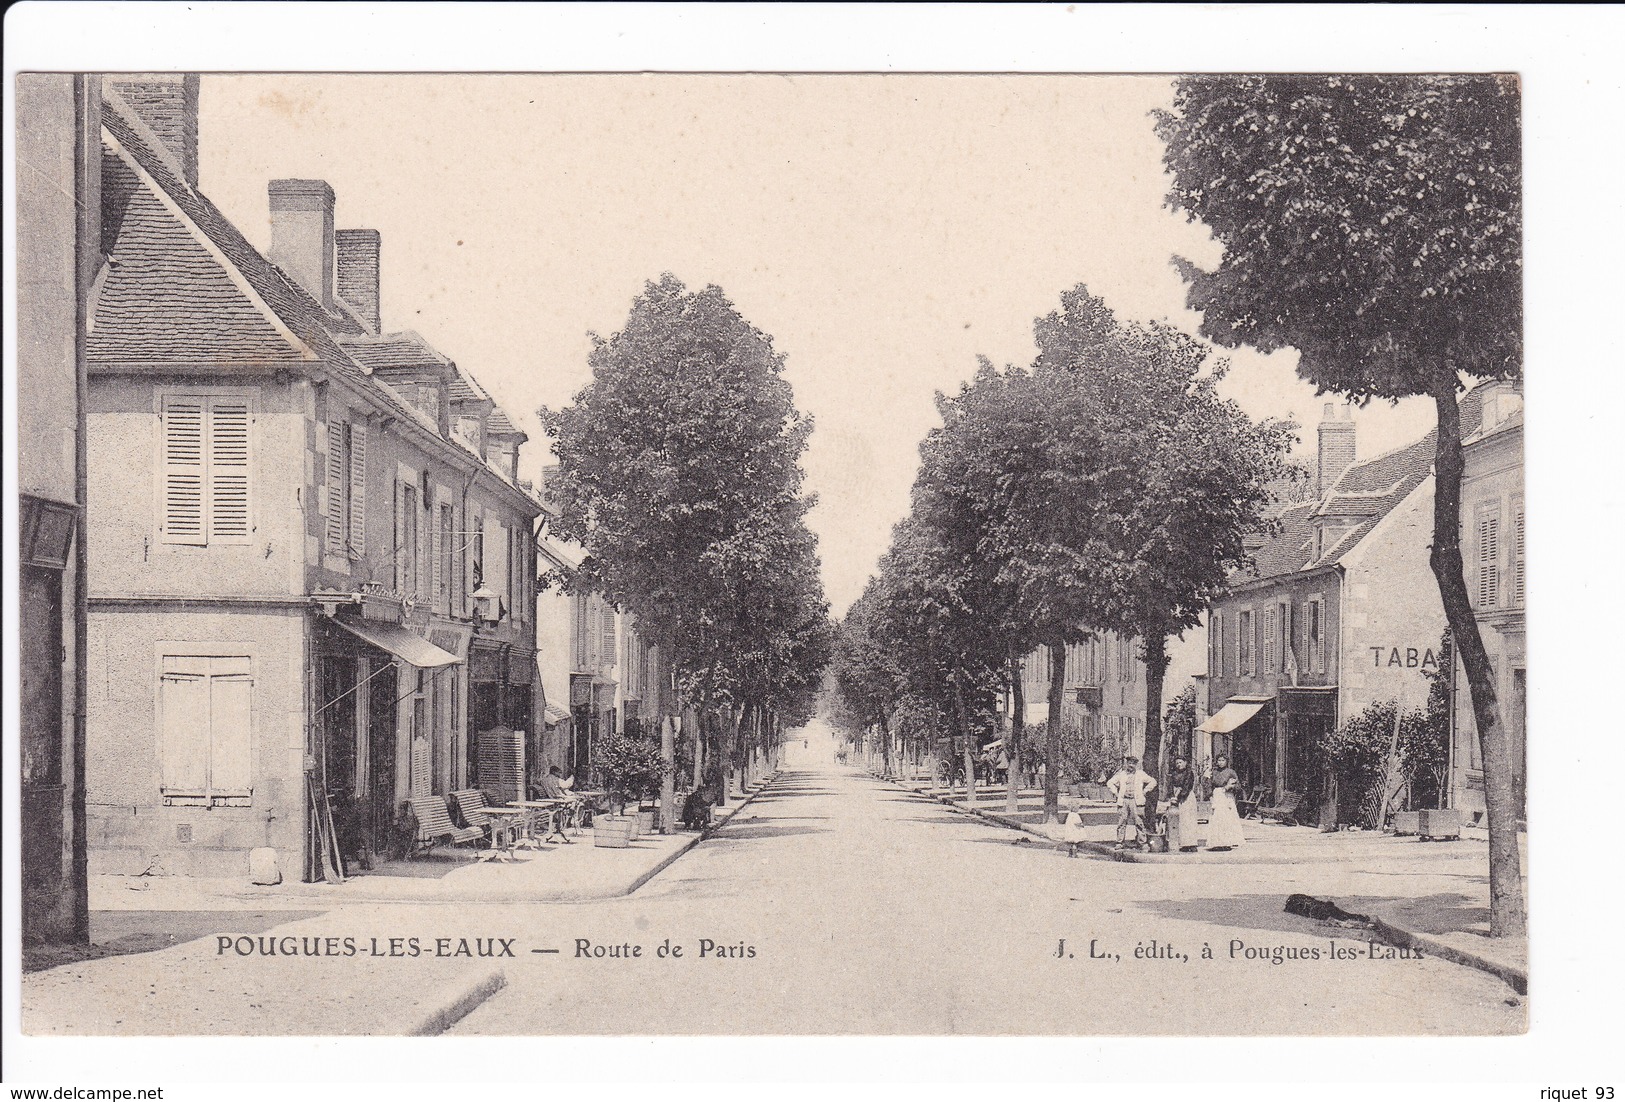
[1107,754,1157,848]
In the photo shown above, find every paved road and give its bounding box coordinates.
[450,765,1523,1035]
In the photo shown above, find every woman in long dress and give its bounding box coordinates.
[1205,754,1247,851]
[1166,756,1201,852]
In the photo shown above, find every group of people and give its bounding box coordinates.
[975,744,1041,788]
[1104,752,1247,852]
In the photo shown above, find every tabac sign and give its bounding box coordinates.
[1368,645,1445,671]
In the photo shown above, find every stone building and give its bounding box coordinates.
[83,76,540,881]
[17,73,101,943]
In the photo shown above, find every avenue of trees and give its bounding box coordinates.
[832,285,1292,824]
[1156,74,1524,937]
[541,274,832,829]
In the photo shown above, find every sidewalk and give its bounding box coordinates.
[22,777,776,1035]
[86,785,765,912]
[880,770,1529,991]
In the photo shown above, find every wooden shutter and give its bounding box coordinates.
[1513,506,1525,607]
[161,396,207,545]
[431,500,444,604]
[348,423,367,554]
[393,479,404,591]
[208,399,251,541]
[208,658,254,797]
[602,606,617,665]
[1478,510,1501,608]
[159,659,210,796]
[325,421,345,551]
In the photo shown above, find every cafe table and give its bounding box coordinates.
[510,799,572,844]
[478,806,532,853]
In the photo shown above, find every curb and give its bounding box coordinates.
[1369,916,1528,995]
[405,967,507,1036]
[872,772,1130,862]
[622,770,781,896]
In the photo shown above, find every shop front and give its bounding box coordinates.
[1196,696,1274,795]
[311,613,461,878]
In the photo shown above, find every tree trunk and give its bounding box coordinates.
[1045,638,1065,823]
[879,712,893,779]
[952,673,977,807]
[1008,655,1024,813]
[1430,380,1525,937]
[1141,631,1170,830]
[687,704,703,798]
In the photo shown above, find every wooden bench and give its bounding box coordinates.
[1236,784,1267,820]
[450,789,521,860]
[407,795,482,853]
[1257,789,1306,826]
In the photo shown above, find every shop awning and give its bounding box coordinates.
[543,703,572,726]
[330,616,461,669]
[1198,699,1267,734]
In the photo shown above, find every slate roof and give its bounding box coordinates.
[486,405,525,439]
[449,365,492,405]
[91,91,367,368]
[335,331,455,380]
[90,87,534,505]
[1226,384,1490,588]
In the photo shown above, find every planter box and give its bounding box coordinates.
[1392,811,1421,836]
[593,817,634,848]
[636,809,656,836]
[1418,808,1461,840]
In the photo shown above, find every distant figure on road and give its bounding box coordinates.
[1204,754,1246,851]
[1165,756,1200,852]
[1107,754,1157,847]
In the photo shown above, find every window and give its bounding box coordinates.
[1511,499,1525,608]
[1262,607,1278,673]
[324,419,367,555]
[1238,610,1253,676]
[573,593,591,669]
[436,503,453,614]
[1120,636,1134,680]
[160,393,252,545]
[469,505,485,595]
[1307,598,1324,674]
[1476,504,1501,609]
[396,479,420,596]
[158,654,252,804]
[601,605,617,666]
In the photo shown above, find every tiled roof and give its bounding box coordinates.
[486,405,525,438]
[335,331,455,379]
[449,365,491,405]
[91,93,368,369]
[1227,384,1491,588]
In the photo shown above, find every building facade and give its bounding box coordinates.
[17,73,101,943]
[1203,390,1503,807]
[83,76,540,881]
[1448,393,1525,822]
[1017,623,1207,770]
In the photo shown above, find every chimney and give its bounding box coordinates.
[105,74,199,186]
[335,229,381,332]
[268,179,335,310]
[1317,402,1356,497]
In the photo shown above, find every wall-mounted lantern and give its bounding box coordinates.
[471,585,503,625]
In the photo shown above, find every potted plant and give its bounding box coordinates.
[591,733,666,845]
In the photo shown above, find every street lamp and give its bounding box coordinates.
[471,585,503,625]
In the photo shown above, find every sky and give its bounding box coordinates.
[199,74,1435,616]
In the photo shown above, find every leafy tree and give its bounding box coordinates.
[1029,286,1291,805]
[1157,75,1525,935]
[1401,632,1454,810]
[541,274,827,826]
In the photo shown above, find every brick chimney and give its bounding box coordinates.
[1316,402,1357,497]
[105,74,199,186]
[335,229,381,333]
[268,179,335,310]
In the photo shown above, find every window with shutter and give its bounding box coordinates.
[325,420,345,551]
[430,497,444,604]
[208,400,251,541]
[574,593,590,669]
[348,423,367,554]
[158,654,253,804]
[1477,507,1501,609]
[161,396,206,545]
[1512,502,1525,608]
[602,606,617,666]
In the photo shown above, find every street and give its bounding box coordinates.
[448,765,1523,1035]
